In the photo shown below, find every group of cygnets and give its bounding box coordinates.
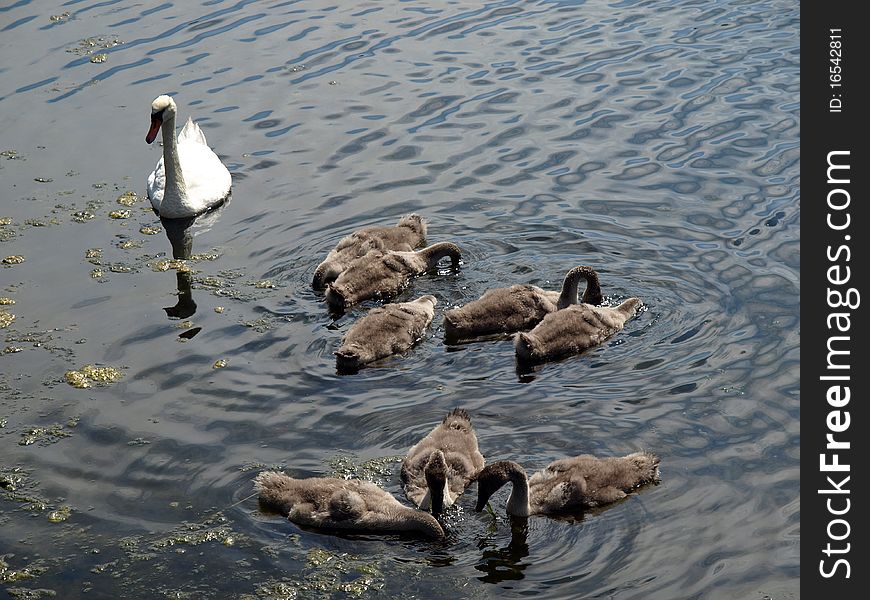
[311,214,642,371]
[256,409,660,539]
[140,96,657,543]
[253,217,656,539]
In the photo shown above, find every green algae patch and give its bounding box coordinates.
[213,359,228,369]
[0,298,16,305]
[85,248,102,260]
[72,211,95,223]
[3,256,25,266]
[139,225,162,235]
[253,280,276,289]
[242,550,384,600]
[47,506,72,523]
[149,513,241,551]
[116,191,139,206]
[1,555,50,584]
[64,365,124,388]
[19,424,73,447]
[240,318,272,333]
[328,454,403,487]
[118,239,143,250]
[150,259,191,273]
[0,467,50,511]
[108,209,130,219]
[0,310,15,328]
[90,53,108,64]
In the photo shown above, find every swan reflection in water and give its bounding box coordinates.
[159,201,229,331]
[475,517,530,583]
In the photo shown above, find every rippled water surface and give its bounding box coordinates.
[1,0,798,598]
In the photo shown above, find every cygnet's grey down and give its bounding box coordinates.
[335,295,437,370]
[444,265,603,340]
[254,471,444,539]
[313,214,427,289]
[473,451,660,517]
[514,297,642,363]
[325,242,461,309]
[401,409,485,515]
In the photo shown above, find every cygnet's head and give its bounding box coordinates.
[424,450,449,515]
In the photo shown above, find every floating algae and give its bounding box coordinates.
[90,268,104,279]
[118,239,143,250]
[116,191,139,206]
[47,506,72,523]
[0,310,14,328]
[2,256,25,265]
[19,424,73,446]
[90,53,108,63]
[72,211,95,223]
[213,359,228,369]
[253,280,276,289]
[139,225,161,235]
[0,298,15,305]
[149,259,191,273]
[64,365,124,388]
[85,248,102,260]
[108,209,130,219]
[328,454,403,486]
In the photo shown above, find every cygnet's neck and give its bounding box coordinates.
[558,266,602,309]
[504,465,532,517]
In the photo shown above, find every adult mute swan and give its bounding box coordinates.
[145,95,232,219]
[473,452,660,517]
[444,265,604,340]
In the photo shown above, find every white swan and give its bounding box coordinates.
[145,95,232,219]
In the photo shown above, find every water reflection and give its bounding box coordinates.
[476,517,531,583]
[158,200,230,324]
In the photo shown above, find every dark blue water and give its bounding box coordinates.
[1,1,798,598]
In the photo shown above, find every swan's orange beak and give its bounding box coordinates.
[146,114,162,144]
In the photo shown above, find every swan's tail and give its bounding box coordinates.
[178,117,209,145]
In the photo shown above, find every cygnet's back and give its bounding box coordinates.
[336,295,437,370]
[254,471,444,539]
[401,409,485,514]
[313,214,427,289]
[515,297,641,362]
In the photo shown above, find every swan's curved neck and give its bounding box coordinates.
[421,242,461,268]
[558,266,602,309]
[160,112,188,205]
[505,468,531,517]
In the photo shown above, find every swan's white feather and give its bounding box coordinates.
[147,114,231,219]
